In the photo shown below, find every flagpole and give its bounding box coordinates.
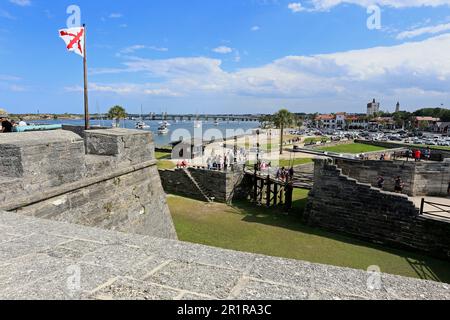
[83,23,90,130]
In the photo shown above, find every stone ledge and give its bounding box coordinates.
[0,211,448,300]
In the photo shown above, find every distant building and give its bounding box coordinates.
[369,117,396,130]
[315,113,369,129]
[413,116,441,130]
[316,114,336,129]
[367,99,380,116]
[395,102,400,113]
[432,121,450,134]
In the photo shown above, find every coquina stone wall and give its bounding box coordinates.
[159,168,250,203]
[335,158,450,196]
[304,159,450,261]
[0,129,177,240]
[356,139,450,160]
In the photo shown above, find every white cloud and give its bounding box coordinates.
[212,46,233,54]
[0,9,16,20]
[288,2,306,12]
[251,26,260,31]
[0,74,21,81]
[118,45,169,56]
[308,0,450,11]
[86,34,450,110]
[108,13,123,19]
[397,23,450,39]
[9,0,31,6]
[65,83,180,97]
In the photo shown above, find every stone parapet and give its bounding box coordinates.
[304,159,450,261]
[0,129,176,240]
[0,211,448,300]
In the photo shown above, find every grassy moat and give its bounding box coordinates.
[167,192,450,284]
[318,143,389,154]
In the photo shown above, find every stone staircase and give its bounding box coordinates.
[182,169,214,203]
[292,172,314,189]
[292,163,315,189]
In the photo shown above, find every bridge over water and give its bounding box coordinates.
[92,114,261,122]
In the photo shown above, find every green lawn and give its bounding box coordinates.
[155,151,176,170]
[319,143,389,154]
[155,151,172,160]
[304,137,329,145]
[168,193,450,283]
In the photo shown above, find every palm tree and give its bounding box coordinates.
[107,105,127,127]
[273,109,295,155]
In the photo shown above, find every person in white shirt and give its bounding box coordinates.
[18,119,27,126]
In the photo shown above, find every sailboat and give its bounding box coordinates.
[135,105,150,129]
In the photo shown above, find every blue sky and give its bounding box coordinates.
[1,0,450,115]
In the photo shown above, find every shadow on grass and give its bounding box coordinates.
[232,199,450,284]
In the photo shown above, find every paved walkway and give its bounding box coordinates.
[0,211,449,300]
[410,197,450,219]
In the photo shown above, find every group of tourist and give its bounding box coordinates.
[254,160,295,183]
[377,175,405,194]
[205,148,249,171]
[276,166,295,182]
[0,116,27,133]
[404,148,432,162]
[176,160,189,169]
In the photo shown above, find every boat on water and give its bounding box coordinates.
[135,121,150,129]
[135,104,150,129]
[214,120,220,126]
[157,124,169,135]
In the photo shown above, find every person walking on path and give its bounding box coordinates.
[414,149,422,162]
[424,147,431,161]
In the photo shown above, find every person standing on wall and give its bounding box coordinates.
[394,176,404,194]
[414,149,422,162]
[424,147,431,161]
[377,176,385,190]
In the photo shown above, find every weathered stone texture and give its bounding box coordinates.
[159,168,249,203]
[85,129,155,166]
[0,129,176,240]
[335,158,450,196]
[0,211,448,300]
[304,159,450,261]
[356,139,450,160]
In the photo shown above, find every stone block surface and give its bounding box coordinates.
[0,211,448,300]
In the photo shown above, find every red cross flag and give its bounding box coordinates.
[59,27,85,58]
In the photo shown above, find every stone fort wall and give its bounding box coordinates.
[356,139,450,160]
[159,168,250,203]
[335,158,450,197]
[0,129,177,240]
[304,159,450,261]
